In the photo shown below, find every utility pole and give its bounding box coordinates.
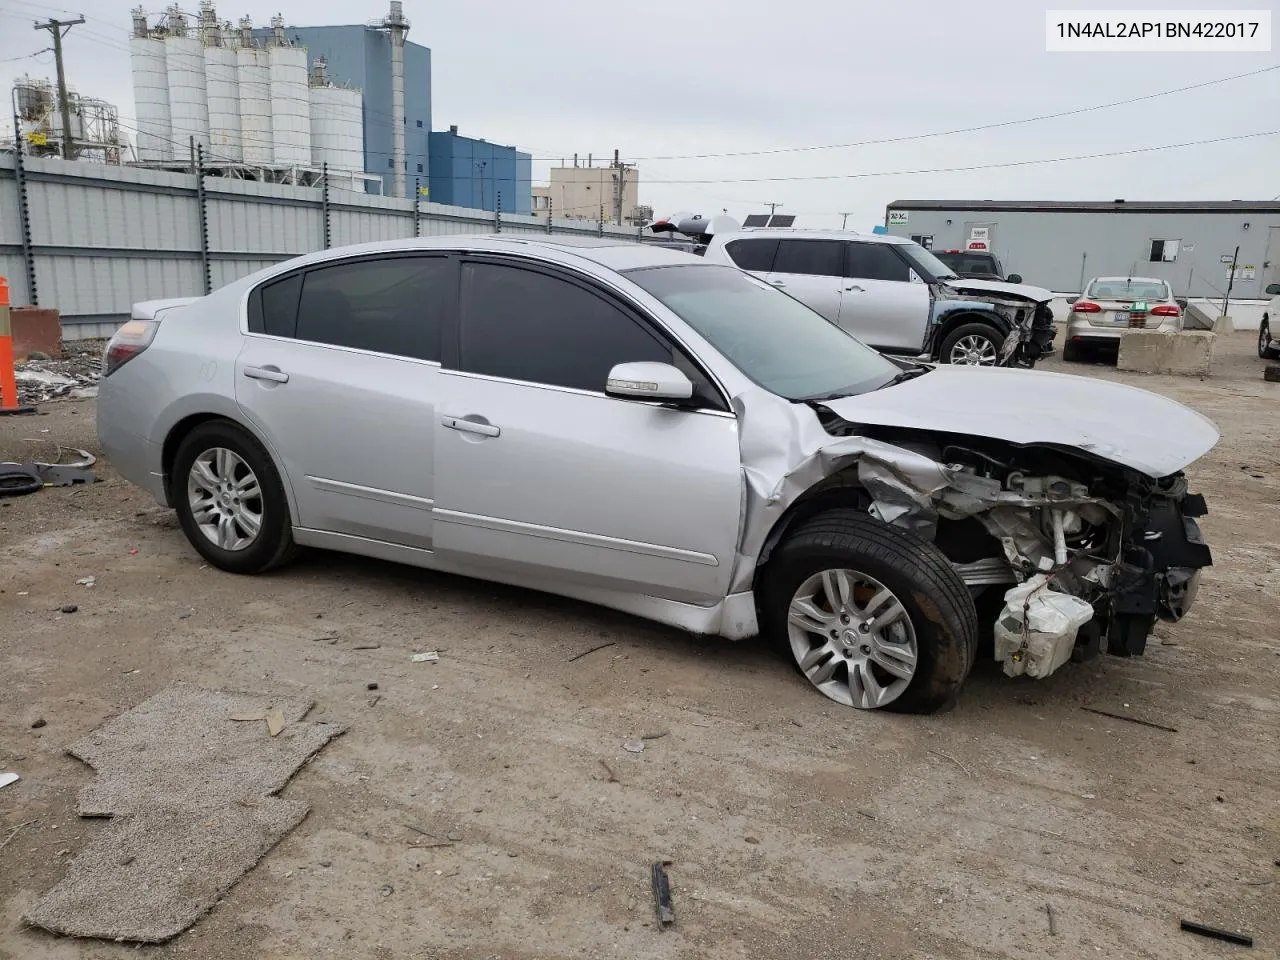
[611,148,633,226]
[839,212,853,230]
[765,202,782,218]
[33,15,85,161]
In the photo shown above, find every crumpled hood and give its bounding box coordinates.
[943,277,1053,303]
[818,366,1220,478]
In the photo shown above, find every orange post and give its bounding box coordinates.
[0,276,37,415]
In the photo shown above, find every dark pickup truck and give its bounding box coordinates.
[934,250,1023,284]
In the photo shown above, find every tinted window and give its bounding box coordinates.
[255,273,301,337]
[772,240,844,278]
[626,264,901,401]
[848,243,911,282]
[295,256,448,361]
[724,238,778,272]
[459,262,672,393]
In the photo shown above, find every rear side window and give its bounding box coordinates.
[847,243,911,282]
[294,256,449,361]
[724,238,778,272]
[773,240,844,278]
[459,261,672,393]
[252,274,302,337]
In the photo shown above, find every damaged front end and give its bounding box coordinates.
[733,385,1216,687]
[930,284,1056,368]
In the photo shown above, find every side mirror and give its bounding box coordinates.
[1266,283,1280,296]
[605,362,693,403]
[1007,273,1023,284]
[1067,296,1079,305]
[1176,297,1188,310]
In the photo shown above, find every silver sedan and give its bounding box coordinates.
[97,237,1219,713]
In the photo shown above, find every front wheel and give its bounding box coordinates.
[760,510,978,713]
[172,420,298,574]
[938,322,1004,366]
[1259,317,1279,360]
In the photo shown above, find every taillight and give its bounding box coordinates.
[1071,301,1101,313]
[103,320,159,376]
[1151,304,1180,317]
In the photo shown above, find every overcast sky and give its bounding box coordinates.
[2,0,1277,228]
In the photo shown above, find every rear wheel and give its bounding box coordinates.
[1259,317,1279,359]
[760,510,978,714]
[1062,339,1083,362]
[939,322,1004,366]
[172,420,298,574]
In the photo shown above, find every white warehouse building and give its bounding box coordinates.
[128,2,375,189]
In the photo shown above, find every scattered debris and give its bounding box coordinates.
[380,884,394,897]
[598,760,619,783]
[623,740,645,754]
[856,809,876,821]
[405,824,439,838]
[1080,707,1178,733]
[1045,903,1057,937]
[60,604,78,614]
[31,718,47,729]
[14,341,103,406]
[264,709,286,738]
[1179,919,1253,947]
[567,641,616,662]
[76,577,96,587]
[926,749,972,778]
[228,711,267,723]
[0,772,19,790]
[410,651,438,662]
[744,835,760,845]
[367,695,382,708]
[366,682,379,691]
[353,644,381,651]
[650,861,675,928]
[0,818,37,852]
[640,731,669,741]
[0,463,42,496]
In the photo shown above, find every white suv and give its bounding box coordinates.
[701,229,1056,367]
[1260,282,1280,360]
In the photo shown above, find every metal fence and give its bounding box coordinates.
[0,151,650,339]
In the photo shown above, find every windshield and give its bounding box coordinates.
[624,264,902,401]
[896,242,958,280]
[1087,278,1170,301]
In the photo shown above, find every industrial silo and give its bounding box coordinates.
[204,43,242,162]
[236,19,273,167]
[129,8,172,162]
[267,17,311,168]
[164,8,210,155]
[308,60,363,174]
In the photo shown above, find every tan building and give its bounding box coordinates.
[531,161,643,225]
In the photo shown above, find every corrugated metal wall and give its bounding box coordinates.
[0,154,647,339]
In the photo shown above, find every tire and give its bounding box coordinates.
[760,509,978,714]
[1259,317,1279,360]
[1061,339,1082,363]
[171,420,298,574]
[938,322,1005,366]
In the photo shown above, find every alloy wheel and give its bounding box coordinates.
[949,334,999,366]
[187,447,264,552]
[786,568,919,709]
[1260,321,1271,358]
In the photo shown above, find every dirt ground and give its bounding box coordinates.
[3,332,1278,960]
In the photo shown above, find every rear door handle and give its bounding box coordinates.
[441,415,500,438]
[769,280,786,288]
[243,365,290,383]
[845,285,865,292]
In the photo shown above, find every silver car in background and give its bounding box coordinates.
[1063,276,1183,362]
[97,237,1218,714]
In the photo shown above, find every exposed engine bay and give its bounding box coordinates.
[822,423,1212,679]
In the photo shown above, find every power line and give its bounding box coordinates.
[641,130,1280,184]
[529,63,1280,163]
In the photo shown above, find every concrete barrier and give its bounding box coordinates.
[1117,330,1215,376]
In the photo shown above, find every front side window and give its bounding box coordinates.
[772,240,844,278]
[847,243,911,282]
[458,261,673,393]
[295,256,449,361]
[625,264,901,401]
[724,238,779,272]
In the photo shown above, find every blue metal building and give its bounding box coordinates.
[428,127,532,214]
[256,23,432,195]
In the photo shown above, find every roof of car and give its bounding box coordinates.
[715,229,912,244]
[1089,276,1170,284]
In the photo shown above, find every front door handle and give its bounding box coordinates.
[243,365,290,383]
[845,284,865,293]
[441,415,500,438]
[769,280,786,288]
